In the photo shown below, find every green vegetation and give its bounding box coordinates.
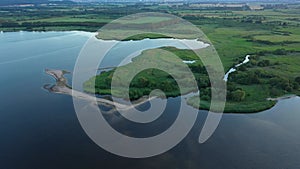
[83,47,204,100]
[122,33,172,41]
[187,97,276,113]
[1,2,300,113]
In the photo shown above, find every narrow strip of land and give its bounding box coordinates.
[44,69,157,111]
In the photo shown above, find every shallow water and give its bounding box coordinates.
[0,32,299,169]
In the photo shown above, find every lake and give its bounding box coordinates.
[0,31,300,169]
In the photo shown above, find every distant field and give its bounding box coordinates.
[253,34,300,43]
[30,16,113,23]
[115,16,173,24]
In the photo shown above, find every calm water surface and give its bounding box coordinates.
[0,32,300,169]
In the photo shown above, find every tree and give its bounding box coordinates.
[273,48,287,55]
[138,77,149,88]
[258,60,271,67]
[293,82,299,90]
[269,77,289,89]
[270,87,282,97]
[227,82,237,92]
[230,89,246,102]
[295,77,300,84]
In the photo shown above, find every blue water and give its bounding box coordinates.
[0,31,300,169]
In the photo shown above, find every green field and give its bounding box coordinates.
[2,2,300,113]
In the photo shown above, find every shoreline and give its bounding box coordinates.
[0,30,95,33]
[195,95,298,114]
[44,69,159,113]
[199,101,277,114]
[267,94,297,101]
[0,30,211,44]
[45,69,298,114]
